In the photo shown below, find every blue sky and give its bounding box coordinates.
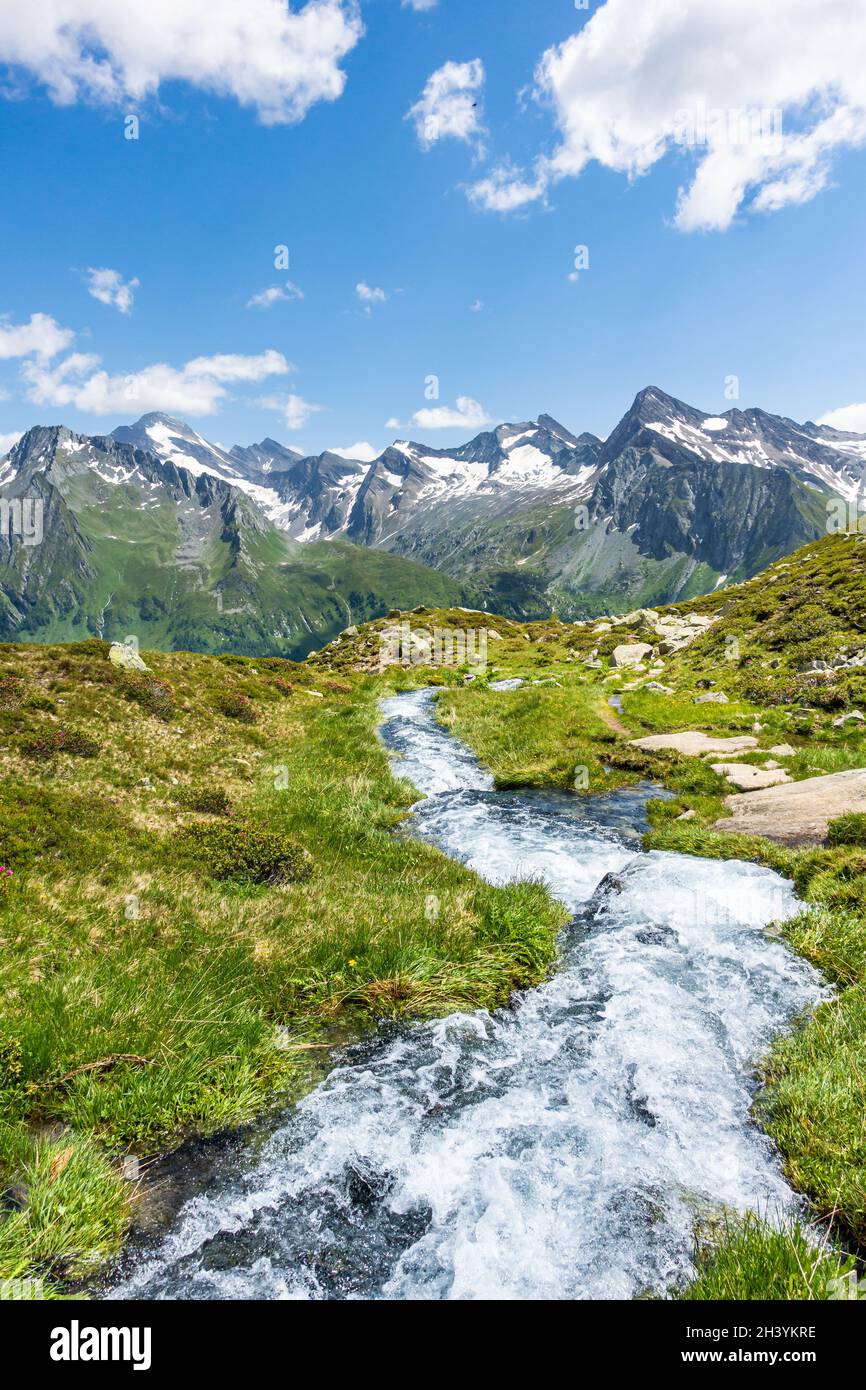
[1,0,866,458]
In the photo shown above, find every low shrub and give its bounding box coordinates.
[178,786,234,817]
[271,678,293,697]
[19,727,99,760]
[179,821,311,884]
[213,690,257,724]
[123,674,176,721]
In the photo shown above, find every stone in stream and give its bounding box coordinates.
[630,731,758,757]
[713,767,866,846]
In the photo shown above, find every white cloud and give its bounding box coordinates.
[356,281,386,304]
[328,441,379,462]
[818,402,866,434]
[384,416,401,430]
[407,59,485,152]
[0,0,363,125]
[469,299,484,312]
[86,267,139,314]
[467,0,866,231]
[258,391,324,430]
[24,348,291,416]
[402,1,437,11]
[355,281,387,316]
[246,281,304,309]
[0,430,23,455]
[409,395,492,430]
[0,312,74,360]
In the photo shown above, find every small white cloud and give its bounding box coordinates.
[0,312,74,360]
[409,395,492,430]
[259,391,324,430]
[356,281,386,304]
[328,441,379,462]
[0,430,23,455]
[467,161,547,213]
[384,416,401,430]
[24,348,291,416]
[818,402,866,434]
[408,59,486,153]
[469,298,483,312]
[86,267,139,314]
[246,281,304,309]
[402,0,437,11]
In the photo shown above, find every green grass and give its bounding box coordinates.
[681,1214,860,1301]
[0,636,566,1290]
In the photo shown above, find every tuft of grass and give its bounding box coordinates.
[681,1214,859,1301]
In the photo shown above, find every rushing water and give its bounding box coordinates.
[111,688,825,1300]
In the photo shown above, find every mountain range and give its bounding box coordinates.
[2,385,864,656]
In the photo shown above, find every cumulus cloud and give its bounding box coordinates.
[407,59,485,152]
[408,395,492,430]
[818,402,866,434]
[258,391,324,430]
[328,441,379,462]
[0,430,23,456]
[86,267,139,314]
[0,312,75,360]
[246,281,304,309]
[23,348,291,416]
[0,0,364,124]
[467,0,866,231]
[402,1,437,11]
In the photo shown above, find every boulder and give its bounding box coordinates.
[694,692,729,704]
[832,710,865,728]
[713,768,866,845]
[108,642,150,673]
[768,743,797,757]
[631,731,758,757]
[611,642,653,669]
[710,763,791,791]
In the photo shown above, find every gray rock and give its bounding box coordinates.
[109,642,150,673]
[611,642,653,669]
[694,691,729,704]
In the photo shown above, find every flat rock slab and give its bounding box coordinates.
[630,731,758,757]
[710,763,792,791]
[713,767,866,846]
